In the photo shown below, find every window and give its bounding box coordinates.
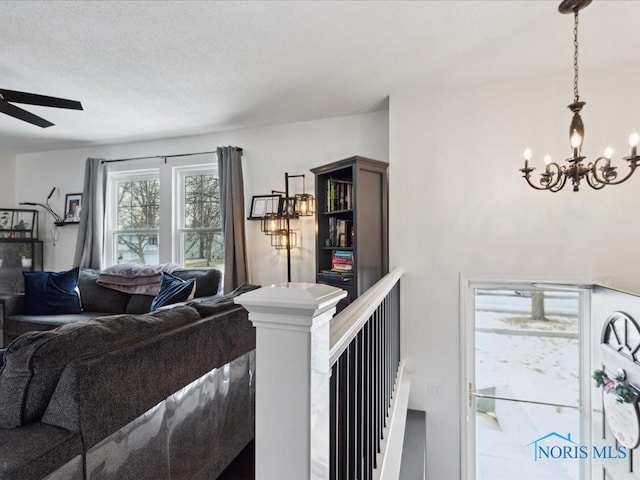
[177,166,224,268]
[105,156,223,269]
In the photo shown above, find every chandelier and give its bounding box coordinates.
[520,0,639,192]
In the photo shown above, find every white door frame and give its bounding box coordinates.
[459,274,593,480]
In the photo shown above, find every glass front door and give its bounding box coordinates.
[466,286,586,480]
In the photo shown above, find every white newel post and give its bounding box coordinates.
[234,283,346,480]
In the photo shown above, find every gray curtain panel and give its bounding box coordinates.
[217,146,248,293]
[73,158,107,268]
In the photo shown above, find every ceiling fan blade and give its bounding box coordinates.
[0,89,83,110]
[0,100,54,128]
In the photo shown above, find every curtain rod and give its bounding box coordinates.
[103,147,243,164]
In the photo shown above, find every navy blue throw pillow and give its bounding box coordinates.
[0,348,5,368]
[23,267,81,315]
[151,273,196,311]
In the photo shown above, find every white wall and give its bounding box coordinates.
[389,63,640,479]
[0,154,17,206]
[15,111,389,279]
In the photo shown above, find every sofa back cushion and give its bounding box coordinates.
[42,305,255,448]
[172,269,221,298]
[78,269,129,313]
[0,305,200,428]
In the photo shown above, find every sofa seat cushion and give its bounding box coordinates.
[0,306,200,428]
[0,422,82,480]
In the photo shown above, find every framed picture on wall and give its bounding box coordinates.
[248,194,282,220]
[64,193,83,223]
[0,210,13,231]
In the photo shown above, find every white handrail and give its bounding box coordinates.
[329,268,403,366]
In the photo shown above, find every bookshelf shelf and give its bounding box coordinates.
[311,156,388,312]
[321,209,353,216]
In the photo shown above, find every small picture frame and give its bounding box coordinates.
[64,193,83,223]
[0,210,13,231]
[248,194,282,220]
[12,210,35,238]
[279,197,297,217]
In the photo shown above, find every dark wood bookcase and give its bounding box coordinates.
[311,156,388,310]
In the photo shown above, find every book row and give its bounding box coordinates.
[325,178,353,212]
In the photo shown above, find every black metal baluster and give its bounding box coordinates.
[373,307,379,459]
[339,354,348,480]
[384,296,388,423]
[376,305,386,444]
[364,321,371,480]
[330,363,337,480]
[387,294,392,411]
[348,343,356,479]
[358,333,362,480]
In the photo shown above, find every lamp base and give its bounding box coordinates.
[558,0,592,14]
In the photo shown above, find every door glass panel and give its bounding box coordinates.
[477,400,580,480]
[475,288,582,480]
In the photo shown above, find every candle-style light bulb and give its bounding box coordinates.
[523,147,532,170]
[570,129,583,147]
[604,147,614,159]
[629,130,639,156]
[570,129,582,153]
[544,154,552,165]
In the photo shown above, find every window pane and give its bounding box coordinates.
[475,289,580,407]
[117,179,160,230]
[182,231,224,269]
[115,233,159,265]
[183,174,221,229]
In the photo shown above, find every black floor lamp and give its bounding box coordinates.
[262,172,314,282]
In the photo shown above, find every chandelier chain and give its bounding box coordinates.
[573,9,579,103]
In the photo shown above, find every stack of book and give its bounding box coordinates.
[318,250,354,283]
[326,178,353,212]
[331,250,353,271]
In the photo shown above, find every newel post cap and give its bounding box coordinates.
[234,282,346,329]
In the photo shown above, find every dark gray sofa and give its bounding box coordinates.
[0,267,222,346]
[0,285,258,480]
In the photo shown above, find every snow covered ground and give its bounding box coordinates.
[475,307,581,480]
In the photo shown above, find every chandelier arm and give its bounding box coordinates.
[549,165,569,192]
[591,156,639,186]
[523,173,553,191]
[522,162,565,191]
[584,169,606,190]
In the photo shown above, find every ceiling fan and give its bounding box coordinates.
[0,88,83,128]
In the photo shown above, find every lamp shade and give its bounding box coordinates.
[294,193,315,216]
[262,213,285,235]
[271,229,297,250]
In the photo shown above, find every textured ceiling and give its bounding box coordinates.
[1,0,639,154]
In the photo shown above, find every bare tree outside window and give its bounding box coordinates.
[182,173,224,268]
[115,178,160,264]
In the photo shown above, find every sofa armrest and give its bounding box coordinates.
[0,293,25,318]
[0,293,24,346]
